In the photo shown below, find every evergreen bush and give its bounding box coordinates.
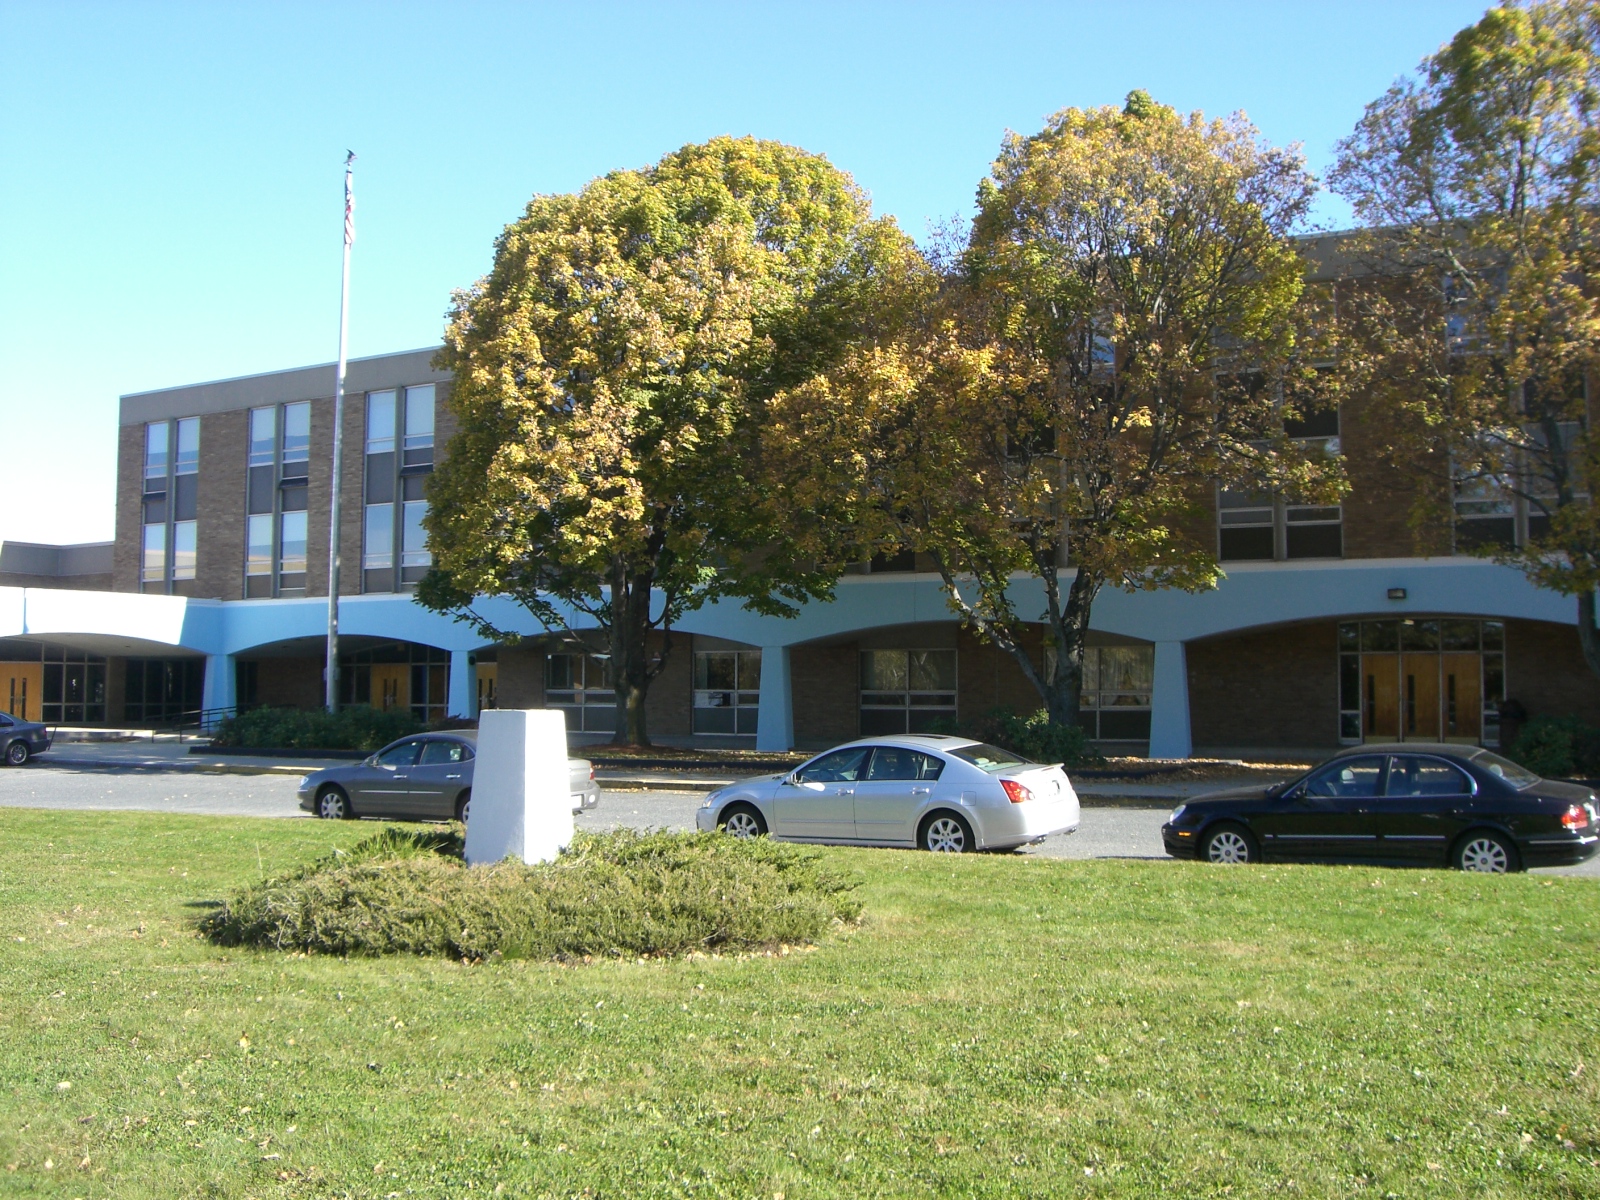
[209,705,423,751]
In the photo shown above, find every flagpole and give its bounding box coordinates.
[326,150,355,712]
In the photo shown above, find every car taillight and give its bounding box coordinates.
[589,766,595,781]
[1001,779,1034,804]
[1562,804,1589,831]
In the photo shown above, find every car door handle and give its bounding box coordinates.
[833,787,854,795]
[446,773,462,780]
[911,786,931,795]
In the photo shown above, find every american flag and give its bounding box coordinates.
[343,151,356,247]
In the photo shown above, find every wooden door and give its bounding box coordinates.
[476,663,498,711]
[1401,653,1441,741]
[1,664,42,721]
[1362,654,1399,741]
[370,664,409,713]
[1441,653,1482,742]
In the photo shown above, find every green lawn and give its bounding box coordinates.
[2,810,1598,1198]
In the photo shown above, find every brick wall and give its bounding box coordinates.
[645,632,693,738]
[496,644,544,709]
[1506,619,1600,726]
[956,625,1045,720]
[249,657,325,709]
[0,573,113,591]
[196,409,247,599]
[1187,620,1341,751]
[113,423,144,592]
[1339,391,1452,560]
[792,644,857,748]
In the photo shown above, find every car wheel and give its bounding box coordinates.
[455,790,471,825]
[5,740,29,767]
[316,786,353,820]
[921,811,974,853]
[1201,823,1258,865]
[1454,830,1519,873]
[718,804,766,838]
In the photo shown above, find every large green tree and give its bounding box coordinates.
[1330,0,1600,678]
[769,94,1342,729]
[422,137,910,744]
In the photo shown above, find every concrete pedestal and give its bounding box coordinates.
[463,708,573,866]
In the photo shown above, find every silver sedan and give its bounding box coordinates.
[296,731,600,822]
[694,734,1079,852]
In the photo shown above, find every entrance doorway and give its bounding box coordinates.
[1339,619,1505,746]
[2,663,41,721]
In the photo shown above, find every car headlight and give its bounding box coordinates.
[700,791,720,809]
[1168,804,1188,825]
[299,775,315,791]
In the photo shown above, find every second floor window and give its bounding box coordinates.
[142,417,199,589]
[1218,406,1343,562]
[364,384,435,592]
[245,401,311,597]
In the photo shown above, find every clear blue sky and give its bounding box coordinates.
[0,0,1488,545]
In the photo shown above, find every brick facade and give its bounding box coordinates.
[194,408,247,599]
[1187,620,1342,752]
[112,422,144,592]
[1506,619,1600,727]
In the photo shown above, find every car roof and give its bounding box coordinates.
[832,734,977,752]
[1331,742,1479,758]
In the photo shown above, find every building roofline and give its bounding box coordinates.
[120,345,444,401]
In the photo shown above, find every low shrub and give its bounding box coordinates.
[1509,714,1600,780]
[210,705,423,751]
[930,708,1105,767]
[198,827,863,960]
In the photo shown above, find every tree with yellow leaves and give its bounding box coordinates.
[770,94,1342,729]
[422,138,912,744]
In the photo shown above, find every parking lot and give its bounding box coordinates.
[3,759,1596,875]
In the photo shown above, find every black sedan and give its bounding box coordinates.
[0,711,51,766]
[1163,743,1599,873]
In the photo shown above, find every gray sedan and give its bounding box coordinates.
[694,734,1080,852]
[296,731,600,822]
[0,711,52,766]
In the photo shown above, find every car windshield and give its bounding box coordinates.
[949,742,1032,772]
[1470,749,1540,789]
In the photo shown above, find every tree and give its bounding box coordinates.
[421,137,911,744]
[1330,0,1600,679]
[768,93,1341,729]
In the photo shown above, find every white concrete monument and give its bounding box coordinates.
[463,708,574,866]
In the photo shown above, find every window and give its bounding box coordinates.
[279,511,307,576]
[948,742,1029,772]
[795,747,870,784]
[860,649,956,734]
[1385,755,1471,797]
[141,417,199,590]
[693,650,761,735]
[123,658,204,724]
[1304,755,1384,798]
[1218,408,1343,561]
[864,747,945,781]
[363,385,435,591]
[1078,645,1153,740]
[419,740,471,766]
[34,644,107,724]
[377,740,421,769]
[140,522,166,584]
[243,402,314,597]
[281,401,310,468]
[337,641,450,723]
[544,652,615,733]
[1338,618,1505,747]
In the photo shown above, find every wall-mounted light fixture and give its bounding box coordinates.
[1387,587,1407,601]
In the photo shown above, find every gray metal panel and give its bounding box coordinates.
[118,347,448,426]
[0,541,114,577]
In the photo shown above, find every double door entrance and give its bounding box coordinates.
[1339,618,1506,746]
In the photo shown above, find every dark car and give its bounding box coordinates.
[1163,743,1599,873]
[295,731,600,822]
[0,711,52,766]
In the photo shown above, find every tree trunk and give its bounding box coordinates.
[607,564,658,747]
[1039,567,1099,727]
[1580,591,1600,684]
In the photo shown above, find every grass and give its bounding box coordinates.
[0,809,1597,1198]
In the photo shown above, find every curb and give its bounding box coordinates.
[35,757,310,777]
